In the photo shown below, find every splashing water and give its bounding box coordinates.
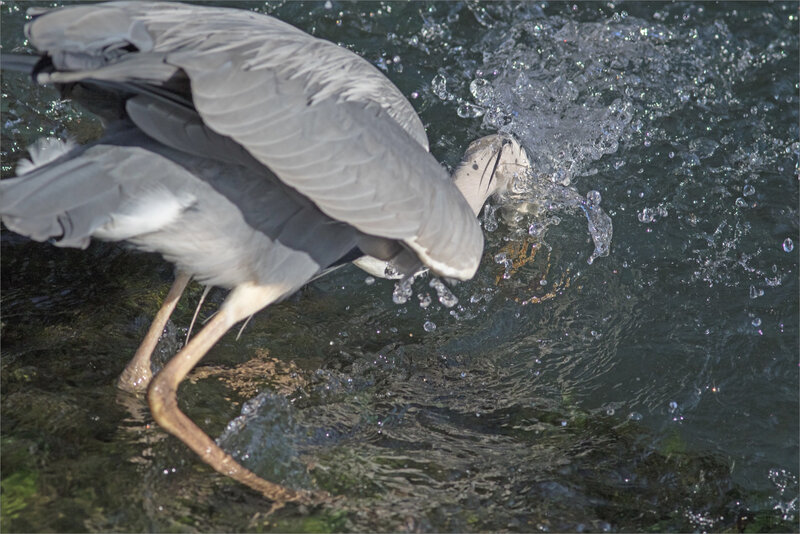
[430,3,795,272]
[429,277,459,307]
[582,191,613,264]
[216,393,311,488]
[431,10,631,264]
[392,275,414,304]
[1,2,797,533]
[499,178,613,265]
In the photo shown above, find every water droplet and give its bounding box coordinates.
[743,184,756,196]
[429,278,458,308]
[494,252,512,279]
[324,0,332,8]
[456,102,485,118]
[514,70,530,95]
[482,204,498,232]
[735,197,748,208]
[628,412,643,421]
[423,320,437,332]
[752,317,762,327]
[586,190,601,207]
[392,276,414,304]
[638,207,655,223]
[469,78,494,105]
[417,293,432,309]
[364,276,375,285]
[783,238,794,252]
[431,74,450,100]
[668,401,678,412]
[749,285,764,299]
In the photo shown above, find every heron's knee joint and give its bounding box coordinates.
[147,374,178,422]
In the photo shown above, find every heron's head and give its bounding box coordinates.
[453,134,531,215]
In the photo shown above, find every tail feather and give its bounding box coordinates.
[0,126,202,250]
[1,152,120,248]
[16,137,77,175]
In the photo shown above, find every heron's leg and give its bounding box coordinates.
[117,271,192,394]
[147,282,316,505]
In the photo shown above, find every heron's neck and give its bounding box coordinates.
[452,161,499,216]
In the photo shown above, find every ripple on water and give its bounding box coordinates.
[1,1,797,532]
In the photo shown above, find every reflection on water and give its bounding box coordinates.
[1,1,798,532]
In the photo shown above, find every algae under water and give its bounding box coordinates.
[1,1,798,532]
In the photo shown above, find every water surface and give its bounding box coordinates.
[1,1,798,532]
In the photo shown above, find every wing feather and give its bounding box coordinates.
[25,1,484,278]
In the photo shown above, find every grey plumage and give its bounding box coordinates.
[0,1,531,501]
[4,0,487,283]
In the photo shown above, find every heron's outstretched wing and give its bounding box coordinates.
[25,1,484,279]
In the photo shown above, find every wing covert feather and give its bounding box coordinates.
[25,1,484,278]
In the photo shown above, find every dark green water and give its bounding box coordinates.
[1,1,798,532]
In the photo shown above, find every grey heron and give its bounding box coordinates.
[0,1,530,505]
